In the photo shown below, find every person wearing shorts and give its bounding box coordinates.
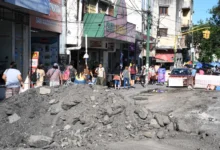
[2,62,24,99]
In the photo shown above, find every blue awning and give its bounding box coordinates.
[4,0,50,14]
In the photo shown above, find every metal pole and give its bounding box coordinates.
[145,0,151,84]
[191,0,194,65]
[174,35,178,68]
[85,34,88,65]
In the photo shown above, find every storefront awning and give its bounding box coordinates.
[155,54,174,63]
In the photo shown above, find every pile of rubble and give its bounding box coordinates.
[0,85,196,150]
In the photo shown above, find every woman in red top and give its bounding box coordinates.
[129,63,138,87]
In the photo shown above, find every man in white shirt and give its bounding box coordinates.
[95,63,105,86]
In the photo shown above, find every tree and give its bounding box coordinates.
[185,0,220,62]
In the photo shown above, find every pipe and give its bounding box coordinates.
[66,0,83,52]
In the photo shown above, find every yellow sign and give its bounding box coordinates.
[203,30,210,39]
[87,4,96,13]
[32,51,39,59]
[115,25,126,35]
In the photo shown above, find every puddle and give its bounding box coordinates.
[140,89,167,94]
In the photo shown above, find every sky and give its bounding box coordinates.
[193,0,219,24]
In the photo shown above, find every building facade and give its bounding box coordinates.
[66,0,138,74]
[149,0,193,68]
[0,0,66,89]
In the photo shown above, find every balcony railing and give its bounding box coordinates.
[181,19,190,27]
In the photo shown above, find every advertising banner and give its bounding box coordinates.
[4,0,50,14]
[105,16,136,43]
[158,68,166,83]
[195,75,220,89]
[31,0,62,33]
[104,0,136,43]
[31,51,39,69]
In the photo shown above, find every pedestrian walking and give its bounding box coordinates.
[129,62,138,88]
[68,62,77,82]
[140,66,146,87]
[35,64,45,87]
[95,63,106,86]
[74,67,86,84]
[122,66,130,89]
[113,65,121,90]
[46,63,63,87]
[2,62,24,99]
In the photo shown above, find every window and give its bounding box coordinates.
[159,7,168,15]
[159,28,168,37]
[98,1,108,13]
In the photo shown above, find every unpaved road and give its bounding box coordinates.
[110,86,220,150]
[108,140,187,150]
[1,85,220,150]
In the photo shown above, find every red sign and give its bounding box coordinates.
[155,54,174,63]
[31,0,62,33]
[51,0,62,4]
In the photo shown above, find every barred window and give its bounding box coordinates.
[159,7,168,15]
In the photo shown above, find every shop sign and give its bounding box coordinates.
[4,0,50,14]
[31,51,39,68]
[106,21,126,35]
[106,21,114,33]
[105,16,135,43]
[90,41,102,48]
[104,0,135,43]
[30,0,62,33]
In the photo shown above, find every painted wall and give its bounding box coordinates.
[151,0,181,49]
[125,0,142,32]
[30,0,62,33]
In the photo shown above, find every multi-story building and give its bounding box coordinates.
[180,0,194,63]
[67,0,139,73]
[149,0,193,68]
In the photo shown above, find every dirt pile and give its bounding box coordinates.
[0,85,200,150]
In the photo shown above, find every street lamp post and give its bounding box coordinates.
[145,0,151,84]
[83,34,89,65]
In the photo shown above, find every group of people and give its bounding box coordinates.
[112,62,139,89]
[1,61,107,99]
[34,62,106,87]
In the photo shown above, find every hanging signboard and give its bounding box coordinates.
[4,0,50,14]
[31,51,39,69]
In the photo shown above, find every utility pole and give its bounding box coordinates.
[191,0,194,65]
[145,0,151,84]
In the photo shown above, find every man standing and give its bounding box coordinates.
[2,62,24,99]
[95,63,105,86]
[46,63,63,87]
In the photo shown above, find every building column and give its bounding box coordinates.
[103,51,108,74]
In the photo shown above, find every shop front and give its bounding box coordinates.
[30,0,62,71]
[155,49,175,70]
[82,0,136,73]
[0,6,29,86]
[0,0,51,97]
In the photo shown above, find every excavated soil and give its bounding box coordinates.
[0,85,219,150]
